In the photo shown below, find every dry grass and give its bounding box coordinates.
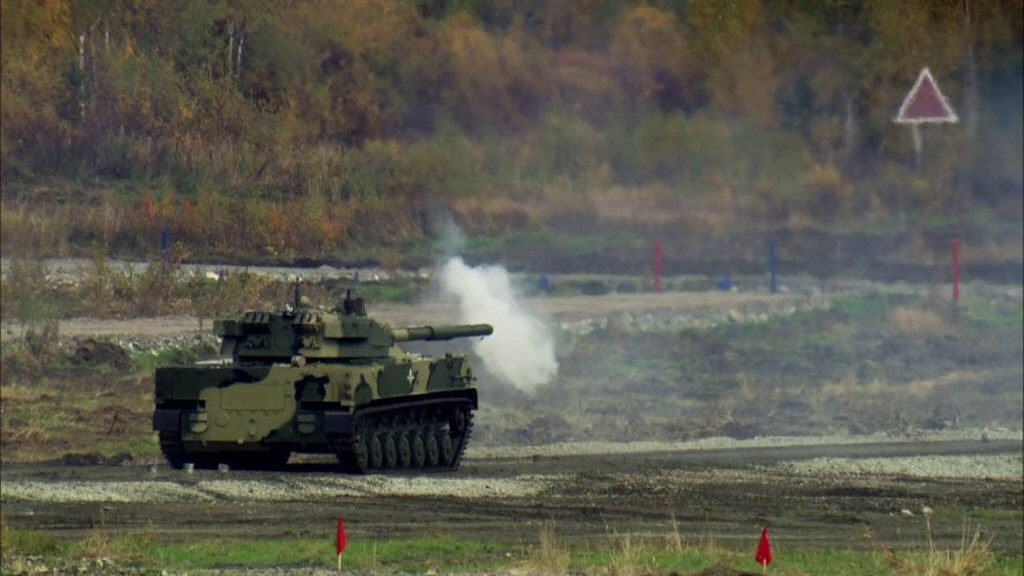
[705,371,767,429]
[0,202,71,257]
[668,513,684,554]
[0,512,8,557]
[0,253,272,322]
[816,370,993,404]
[957,237,1024,263]
[526,522,570,575]
[0,382,50,402]
[69,512,155,564]
[888,306,951,337]
[6,425,52,445]
[520,520,737,576]
[582,185,683,226]
[0,354,155,462]
[883,517,995,576]
[599,530,657,576]
[0,511,61,559]
[450,196,542,232]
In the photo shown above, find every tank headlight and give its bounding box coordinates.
[187,412,209,434]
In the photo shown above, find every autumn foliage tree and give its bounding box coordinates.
[0,0,1021,260]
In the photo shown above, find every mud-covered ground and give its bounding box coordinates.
[2,434,1022,561]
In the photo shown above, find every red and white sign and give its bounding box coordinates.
[894,67,959,124]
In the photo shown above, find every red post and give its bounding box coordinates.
[653,241,662,293]
[952,240,961,304]
[755,526,772,571]
[336,518,346,569]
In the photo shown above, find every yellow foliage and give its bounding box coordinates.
[611,5,695,106]
[802,165,854,218]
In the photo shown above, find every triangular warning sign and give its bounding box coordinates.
[894,67,958,124]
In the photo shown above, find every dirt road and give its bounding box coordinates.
[2,435,1021,556]
[1,291,818,342]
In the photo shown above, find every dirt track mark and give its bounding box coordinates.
[1,291,815,341]
[2,438,1022,554]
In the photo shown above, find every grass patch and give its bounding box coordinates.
[129,348,202,373]
[0,253,428,322]
[0,341,161,462]
[542,290,1023,441]
[353,282,420,305]
[86,534,513,573]
[0,517,62,557]
[1,522,1020,576]
[878,517,1000,576]
[959,299,1024,330]
[931,507,1024,521]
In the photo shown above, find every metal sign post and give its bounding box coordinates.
[893,67,960,167]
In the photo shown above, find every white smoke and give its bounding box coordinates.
[438,256,558,395]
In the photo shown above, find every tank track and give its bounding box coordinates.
[158,431,289,471]
[158,431,214,470]
[332,402,474,474]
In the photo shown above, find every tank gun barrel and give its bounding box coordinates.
[391,324,493,342]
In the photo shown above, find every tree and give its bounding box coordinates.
[0,0,75,176]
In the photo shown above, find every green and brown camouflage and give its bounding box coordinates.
[152,290,492,473]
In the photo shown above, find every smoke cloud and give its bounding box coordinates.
[437,256,558,395]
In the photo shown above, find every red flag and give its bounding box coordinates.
[336,518,346,555]
[653,241,663,293]
[755,526,772,567]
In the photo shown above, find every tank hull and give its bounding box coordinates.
[153,356,477,473]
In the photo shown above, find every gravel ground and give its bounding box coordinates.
[776,453,1023,480]
[4,431,1020,505]
[0,475,555,504]
[466,428,1024,459]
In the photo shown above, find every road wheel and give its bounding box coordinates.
[383,432,398,469]
[410,431,426,468]
[397,433,412,468]
[353,434,369,471]
[368,433,384,470]
[439,431,456,467]
[424,431,440,467]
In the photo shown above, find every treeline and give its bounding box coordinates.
[1,0,1022,259]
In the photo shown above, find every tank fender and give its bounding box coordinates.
[323,411,353,435]
[152,409,181,432]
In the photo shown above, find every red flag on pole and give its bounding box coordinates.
[951,240,961,304]
[337,518,346,554]
[336,518,346,571]
[755,526,772,571]
[653,241,662,294]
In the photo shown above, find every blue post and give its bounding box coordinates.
[161,229,169,271]
[769,239,778,294]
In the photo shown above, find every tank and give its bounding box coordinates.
[152,288,493,473]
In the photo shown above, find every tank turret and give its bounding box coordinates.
[153,288,492,474]
[212,289,492,364]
